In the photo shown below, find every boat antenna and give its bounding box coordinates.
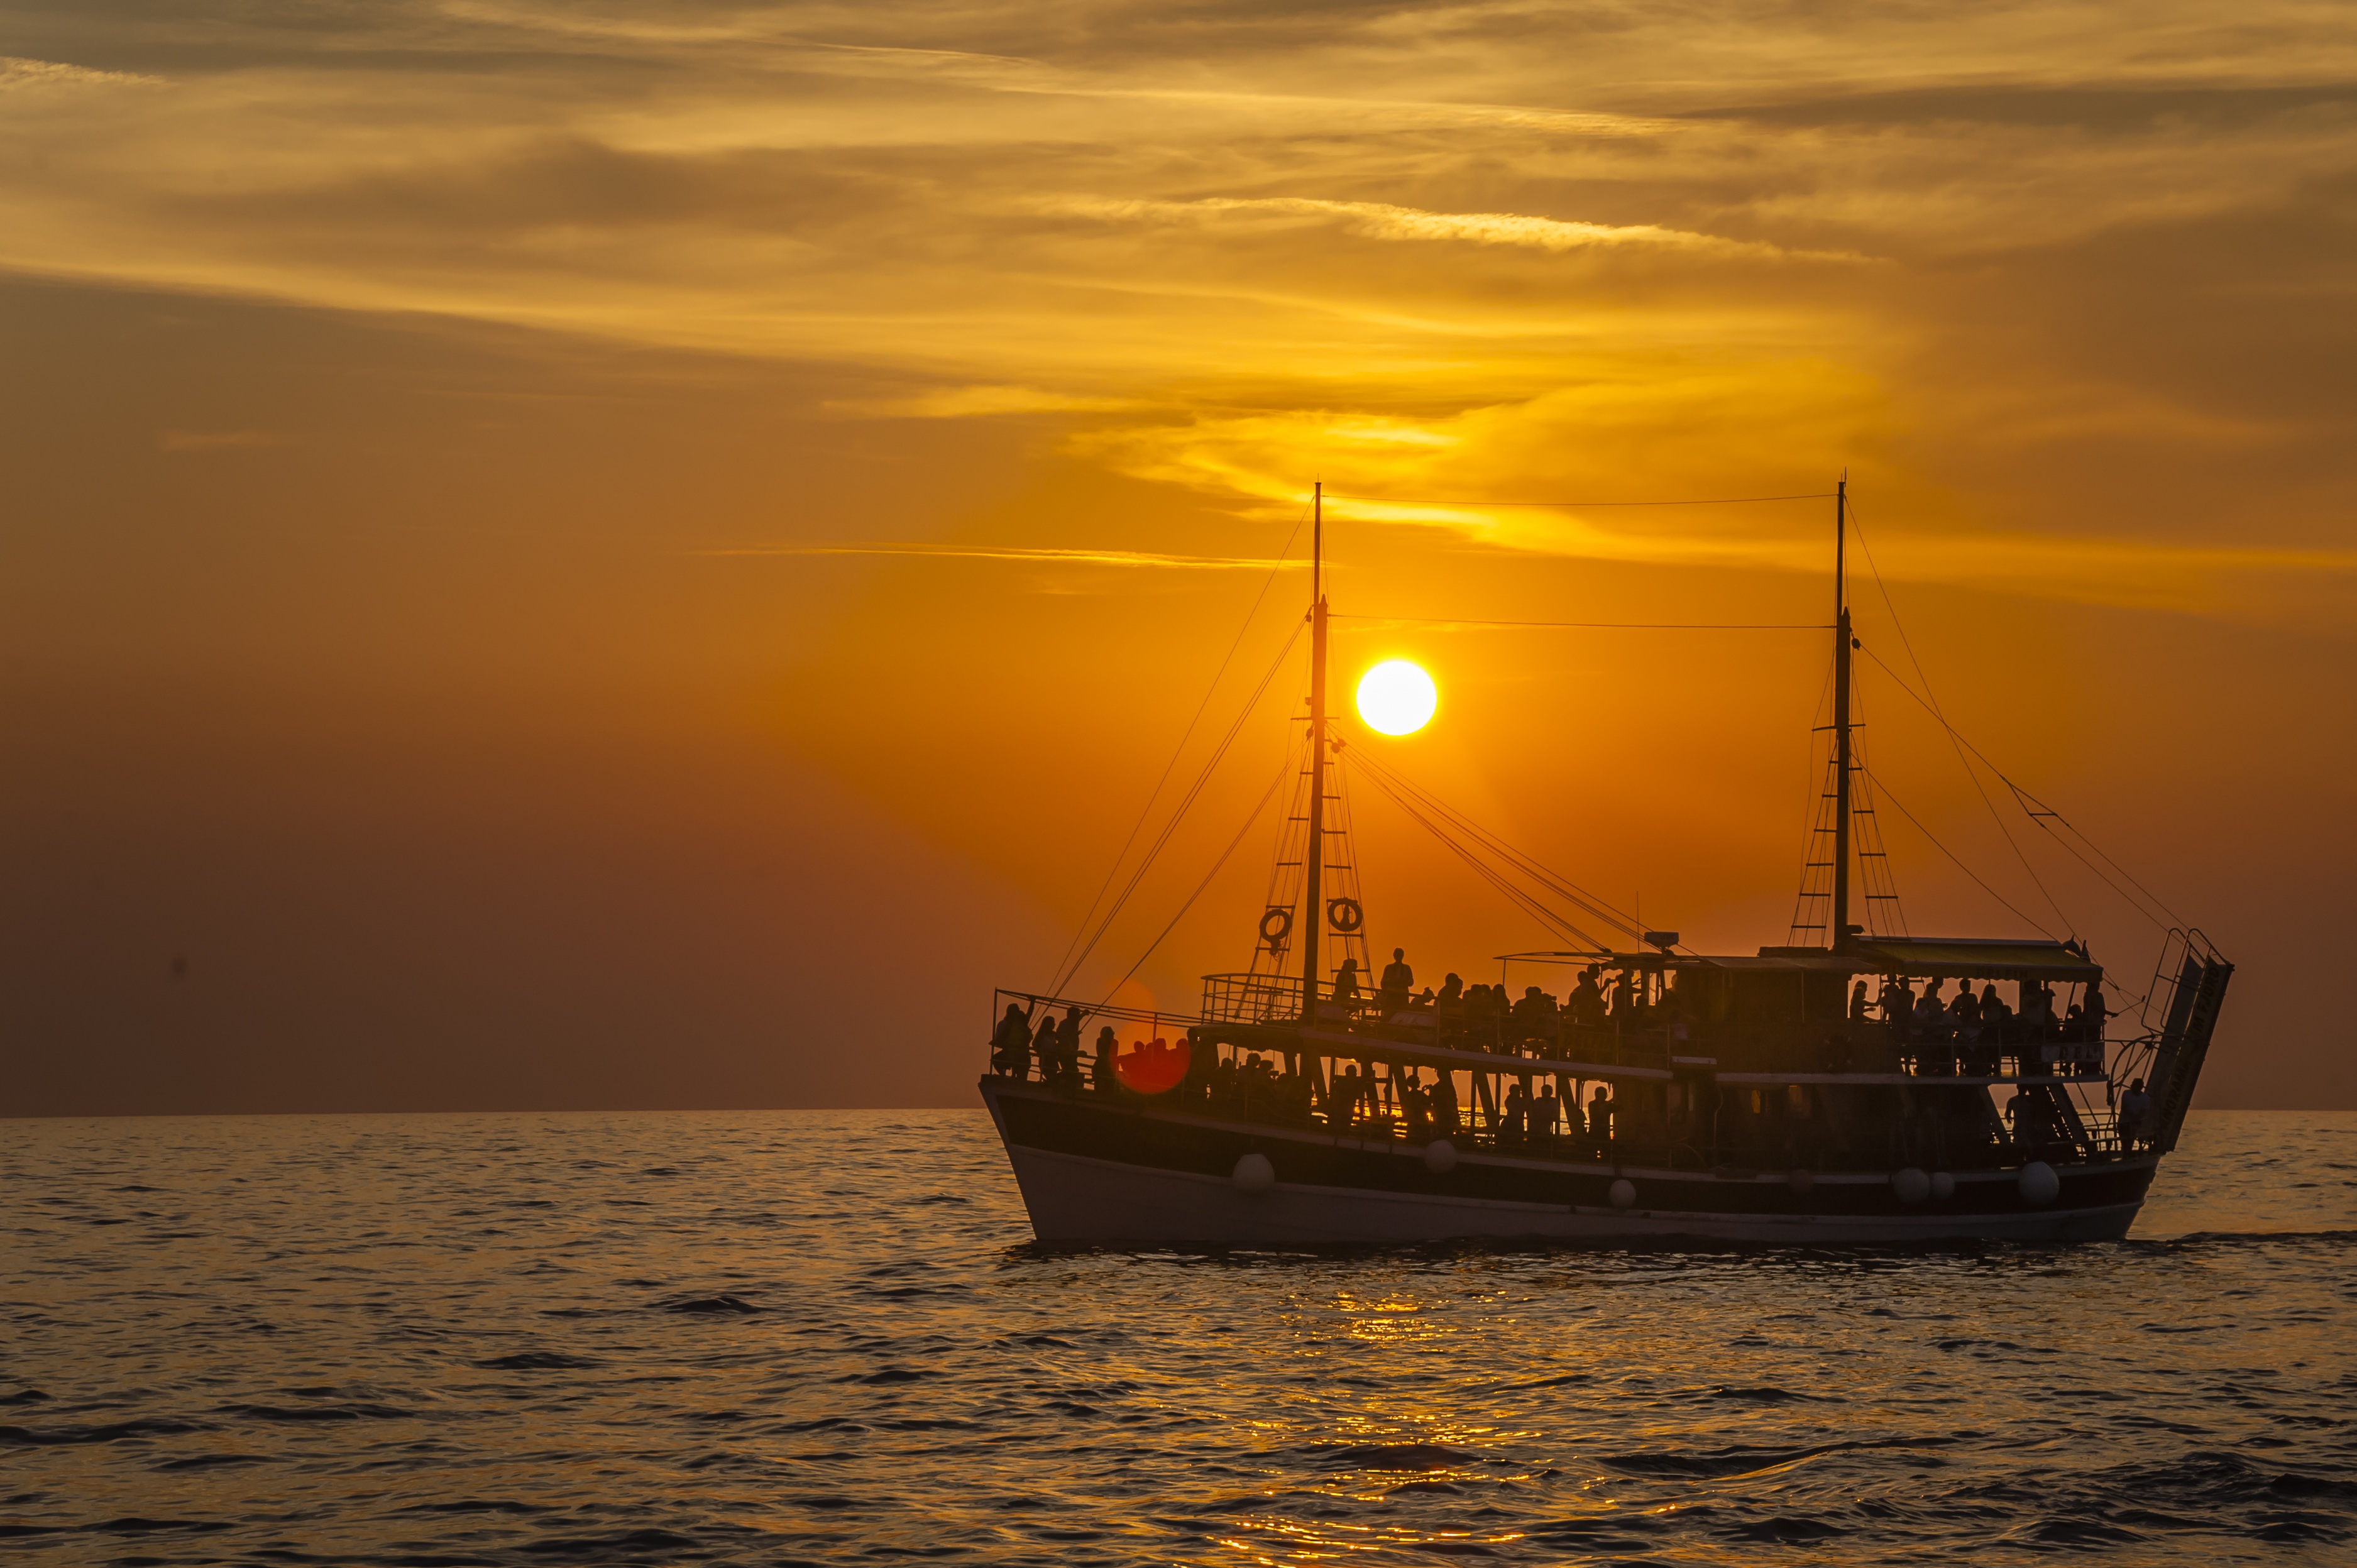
[1832,474,1853,953]
[1301,482,1329,1021]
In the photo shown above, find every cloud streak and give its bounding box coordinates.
[695,544,1303,570]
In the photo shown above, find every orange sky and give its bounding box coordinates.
[3,3,2352,1112]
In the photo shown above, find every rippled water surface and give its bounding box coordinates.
[4,1109,2353,1565]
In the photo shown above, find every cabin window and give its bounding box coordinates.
[1749,1090,1765,1114]
[1787,1084,1812,1117]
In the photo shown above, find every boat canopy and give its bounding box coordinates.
[1503,941,2099,983]
[1714,936,2101,982]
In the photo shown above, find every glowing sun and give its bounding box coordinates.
[1356,659,1437,736]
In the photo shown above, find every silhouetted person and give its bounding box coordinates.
[2118,1077,2152,1148]
[991,1003,1033,1077]
[1091,1026,1118,1094]
[1850,980,1871,1022]
[1330,958,1361,1012]
[1502,1080,1529,1141]
[1431,1071,1460,1135]
[1879,975,1913,1027]
[1531,1084,1560,1143]
[1379,947,1414,1014]
[1512,985,1558,1051]
[1334,1063,1363,1127]
[1913,980,1946,1037]
[1435,973,1466,1048]
[1568,968,1605,1030]
[1051,1008,1085,1084]
[1401,1071,1431,1139]
[1588,1086,1614,1148]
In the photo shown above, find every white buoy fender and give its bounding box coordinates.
[2018,1161,2060,1206]
[1930,1171,1957,1202]
[1892,1167,1931,1205]
[1423,1139,1458,1175]
[1232,1151,1275,1195]
[1608,1178,1637,1210]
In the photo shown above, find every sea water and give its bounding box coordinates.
[3,1109,2352,1565]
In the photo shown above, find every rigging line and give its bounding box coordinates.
[1847,504,2076,935]
[1054,618,1305,995]
[2000,781,2185,929]
[1865,766,2058,940]
[1356,762,1610,950]
[1789,652,1839,938]
[1058,619,1301,994]
[1324,492,1837,507]
[1045,502,1312,992]
[1329,615,1828,630]
[1348,750,1626,945]
[1346,747,1642,938]
[1101,740,1300,1007]
[1854,641,2180,931]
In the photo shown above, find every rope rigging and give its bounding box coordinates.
[1346,745,1646,952]
[1099,734,1304,1008]
[1043,504,1310,994]
[1848,503,2076,936]
[1048,616,1304,998]
[1854,640,2185,932]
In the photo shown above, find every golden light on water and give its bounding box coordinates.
[1356,661,1437,736]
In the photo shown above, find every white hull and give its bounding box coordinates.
[1003,1141,2143,1246]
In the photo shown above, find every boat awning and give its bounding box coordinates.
[1854,936,2102,982]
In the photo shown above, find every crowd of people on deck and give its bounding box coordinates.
[987,948,2133,1153]
[1328,950,1662,1058]
[1859,974,2109,1076]
[987,994,1625,1154]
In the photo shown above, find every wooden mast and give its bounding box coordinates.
[1301,483,1328,1020]
[1832,475,1853,951]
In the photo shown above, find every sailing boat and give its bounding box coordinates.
[978,484,2231,1243]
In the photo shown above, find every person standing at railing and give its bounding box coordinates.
[1091,1026,1118,1095]
[1500,1080,1528,1141]
[1043,1007,1084,1087]
[1378,947,1414,1016]
[1568,968,1605,1031]
[1878,975,1913,1034]
[2117,1076,2151,1148]
[990,1003,1034,1078]
[1331,1063,1363,1128]
[1431,1070,1461,1136]
[1434,973,1465,1047]
[1331,958,1362,1016]
[1530,1083,1560,1144]
[1588,1086,1615,1152]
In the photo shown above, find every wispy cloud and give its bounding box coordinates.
[1,56,158,89]
[828,385,1140,419]
[1046,196,1825,259]
[695,543,1301,570]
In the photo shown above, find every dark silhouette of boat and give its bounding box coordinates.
[981,483,2230,1243]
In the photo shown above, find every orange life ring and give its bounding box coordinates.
[1327,897,1364,934]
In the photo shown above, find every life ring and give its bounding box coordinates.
[1258,906,1294,948]
[1327,897,1364,934]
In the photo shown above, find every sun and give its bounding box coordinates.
[1356,659,1437,736]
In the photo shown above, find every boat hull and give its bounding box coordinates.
[981,1078,2155,1246]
